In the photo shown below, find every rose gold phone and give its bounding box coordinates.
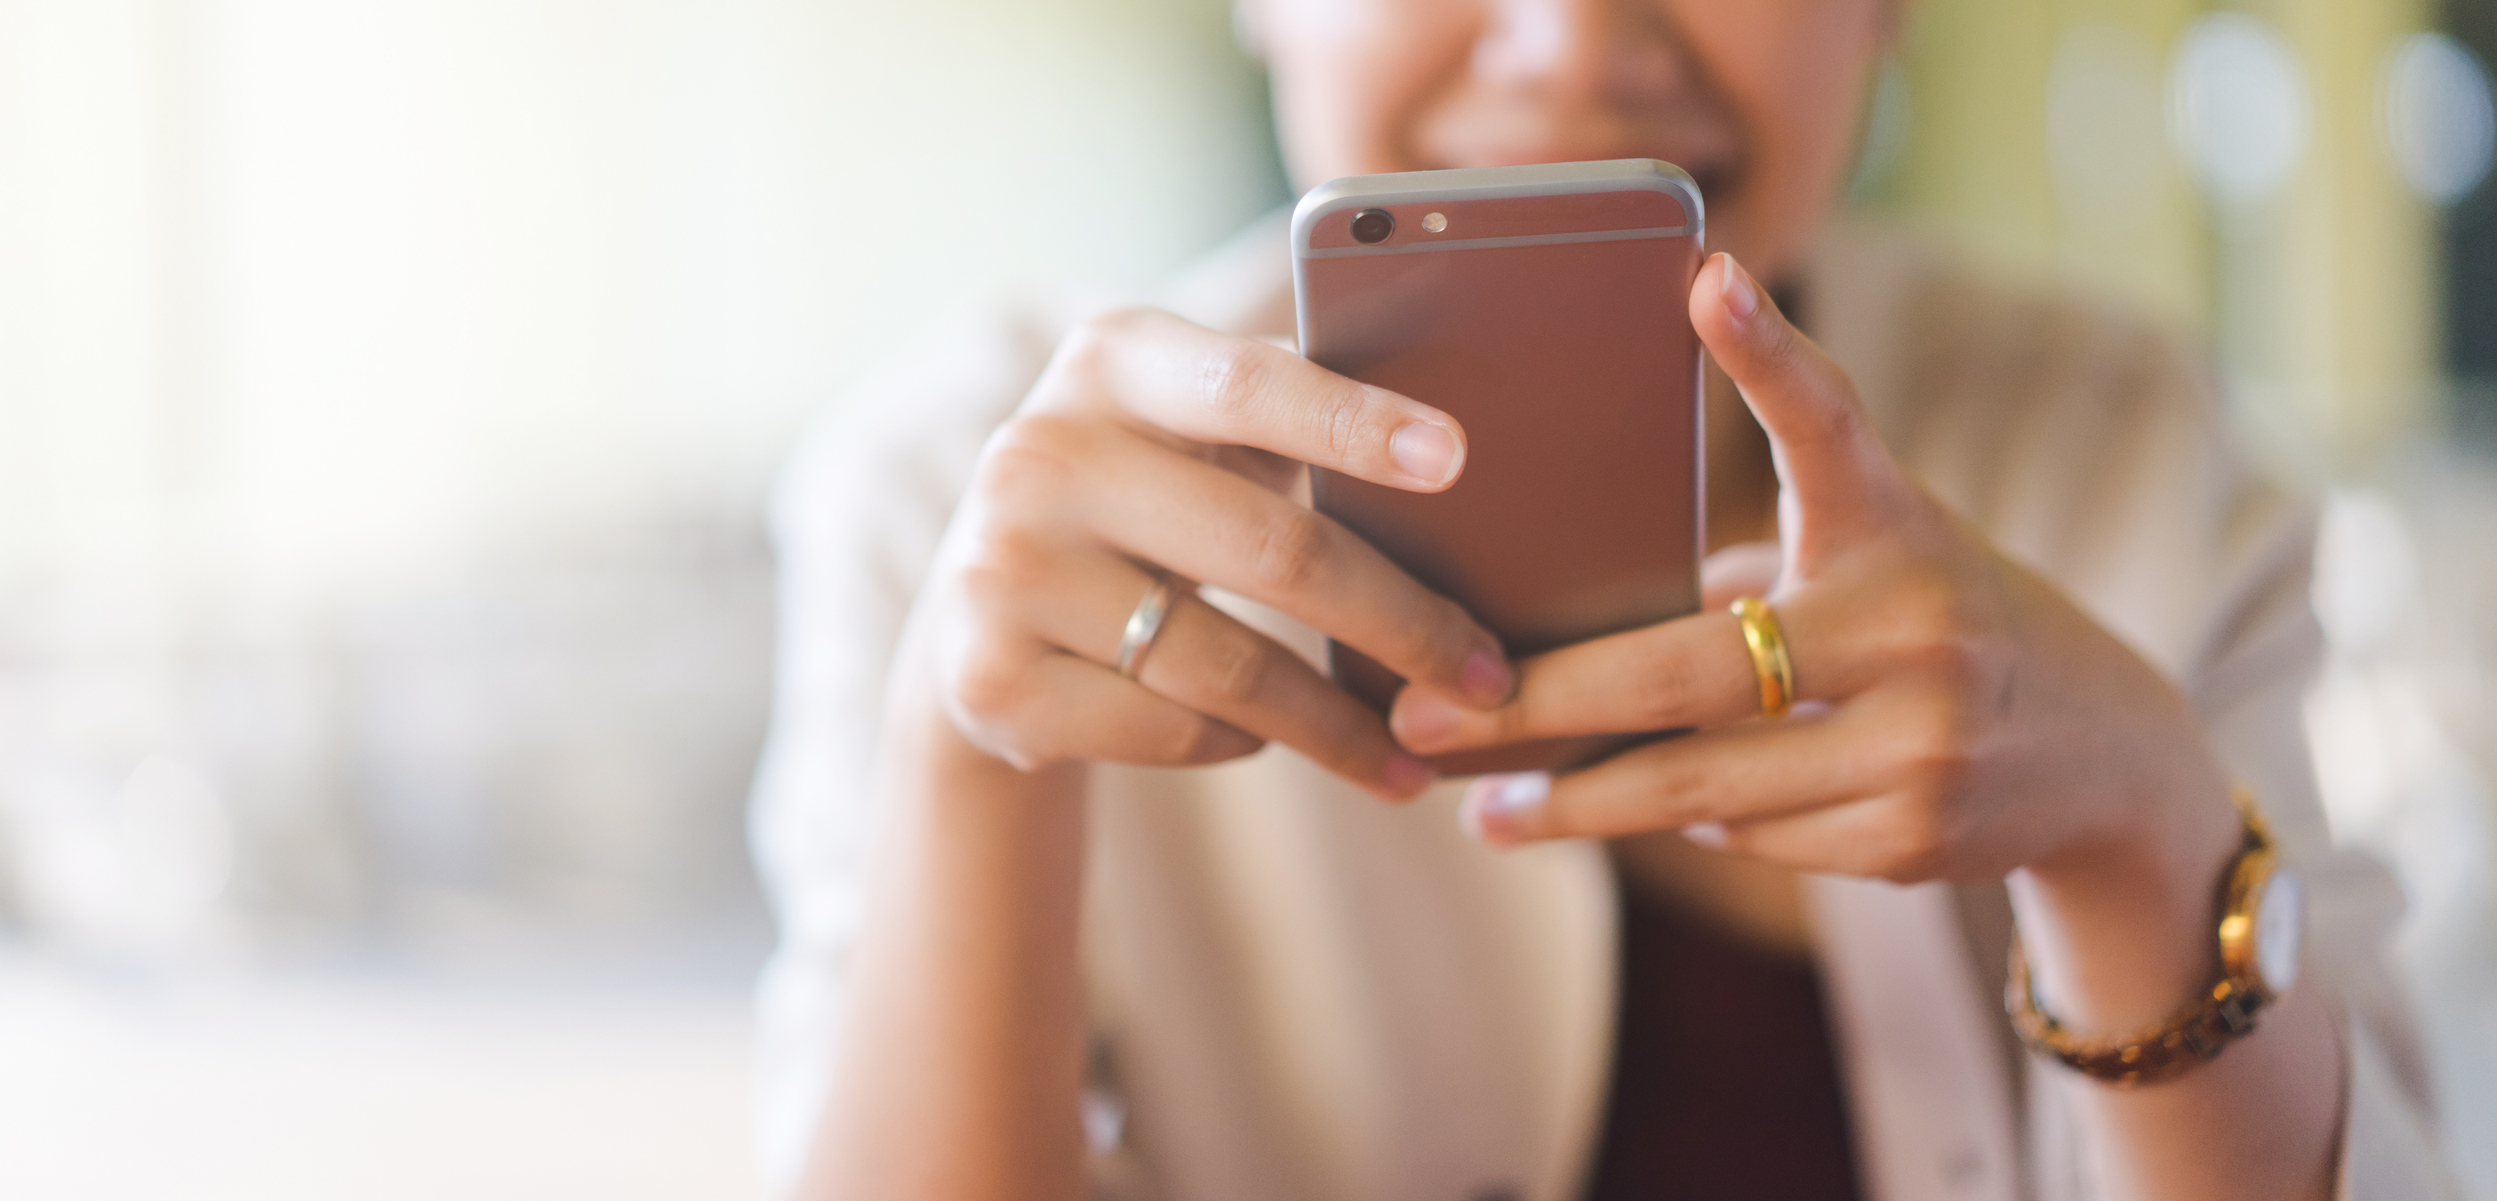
[1293,159,1705,773]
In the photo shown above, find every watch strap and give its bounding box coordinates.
[2005,941,2270,1087]
[2003,788,2281,1088]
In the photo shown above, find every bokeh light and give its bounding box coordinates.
[2170,13,2311,208]
[2384,33,2496,206]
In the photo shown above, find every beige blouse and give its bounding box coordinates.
[749,214,2461,1200]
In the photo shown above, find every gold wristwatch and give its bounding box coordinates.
[2006,788,2305,1087]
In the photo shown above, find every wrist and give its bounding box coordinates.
[890,687,1091,819]
[870,676,1093,976]
[2006,762,2241,1034]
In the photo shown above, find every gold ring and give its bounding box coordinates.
[1116,577,1181,679]
[1731,596,1794,717]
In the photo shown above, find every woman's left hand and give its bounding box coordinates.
[1391,252,2240,891]
[1400,252,2342,1201]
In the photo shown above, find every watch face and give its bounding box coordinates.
[2255,869,2304,994]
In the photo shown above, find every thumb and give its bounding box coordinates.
[1690,253,1902,541]
[1700,540,1784,610]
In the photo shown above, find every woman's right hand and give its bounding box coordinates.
[914,307,1515,800]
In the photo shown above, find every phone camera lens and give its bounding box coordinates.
[1349,208,1395,244]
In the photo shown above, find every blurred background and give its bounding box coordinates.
[0,0,2489,1197]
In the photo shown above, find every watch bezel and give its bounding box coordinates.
[2217,842,2277,997]
[2217,802,2300,1005]
[2251,868,2304,994]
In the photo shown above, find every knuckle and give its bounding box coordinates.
[1769,363,1864,449]
[1916,630,1989,690]
[1175,714,1261,764]
[1197,631,1278,709]
[1869,801,1955,883]
[953,559,1013,614]
[1910,628,1999,702]
[1647,761,1714,825]
[1891,703,1976,800]
[946,643,1027,726]
[976,414,1086,506]
[1893,568,1956,638]
[953,525,1052,612]
[1386,596,1480,686]
[1375,620,1448,688]
[1247,508,1335,595]
[1758,323,1811,377]
[1197,339,1275,428]
[1059,307,1151,375]
[1885,572,1987,681]
[1093,306,1161,339]
[1044,325,1109,389]
[1628,651,1708,726]
[1314,383,1374,464]
[1817,384,1870,447]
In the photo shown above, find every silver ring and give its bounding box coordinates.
[1116,578,1181,679]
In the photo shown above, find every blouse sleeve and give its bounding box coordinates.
[1833,237,2468,1197]
[746,303,1060,1189]
[2005,314,2465,1199]
[2187,512,2464,1201]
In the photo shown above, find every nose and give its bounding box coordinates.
[1471,0,1692,105]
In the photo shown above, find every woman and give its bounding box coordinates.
[753,2,2455,1198]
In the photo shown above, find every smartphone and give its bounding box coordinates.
[1292,159,1706,774]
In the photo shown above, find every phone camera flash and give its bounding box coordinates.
[1421,212,1448,233]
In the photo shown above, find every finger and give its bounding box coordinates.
[1052,427,1511,707]
[1392,608,1759,752]
[1455,711,1874,846]
[1696,798,1956,884]
[1688,253,1902,537]
[1138,596,1437,799]
[949,643,1265,771]
[1700,540,1784,611]
[1007,546,1436,799]
[1046,307,1469,493]
[1393,558,1928,753]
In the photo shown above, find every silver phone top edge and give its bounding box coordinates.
[1290,159,1704,256]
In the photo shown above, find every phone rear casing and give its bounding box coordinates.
[1292,160,1706,774]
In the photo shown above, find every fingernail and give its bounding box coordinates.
[1460,645,1513,706]
[1682,821,1728,849]
[1381,752,1436,799]
[1716,253,1760,322]
[1389,422,1460,486]
[1462,771,1550,844]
